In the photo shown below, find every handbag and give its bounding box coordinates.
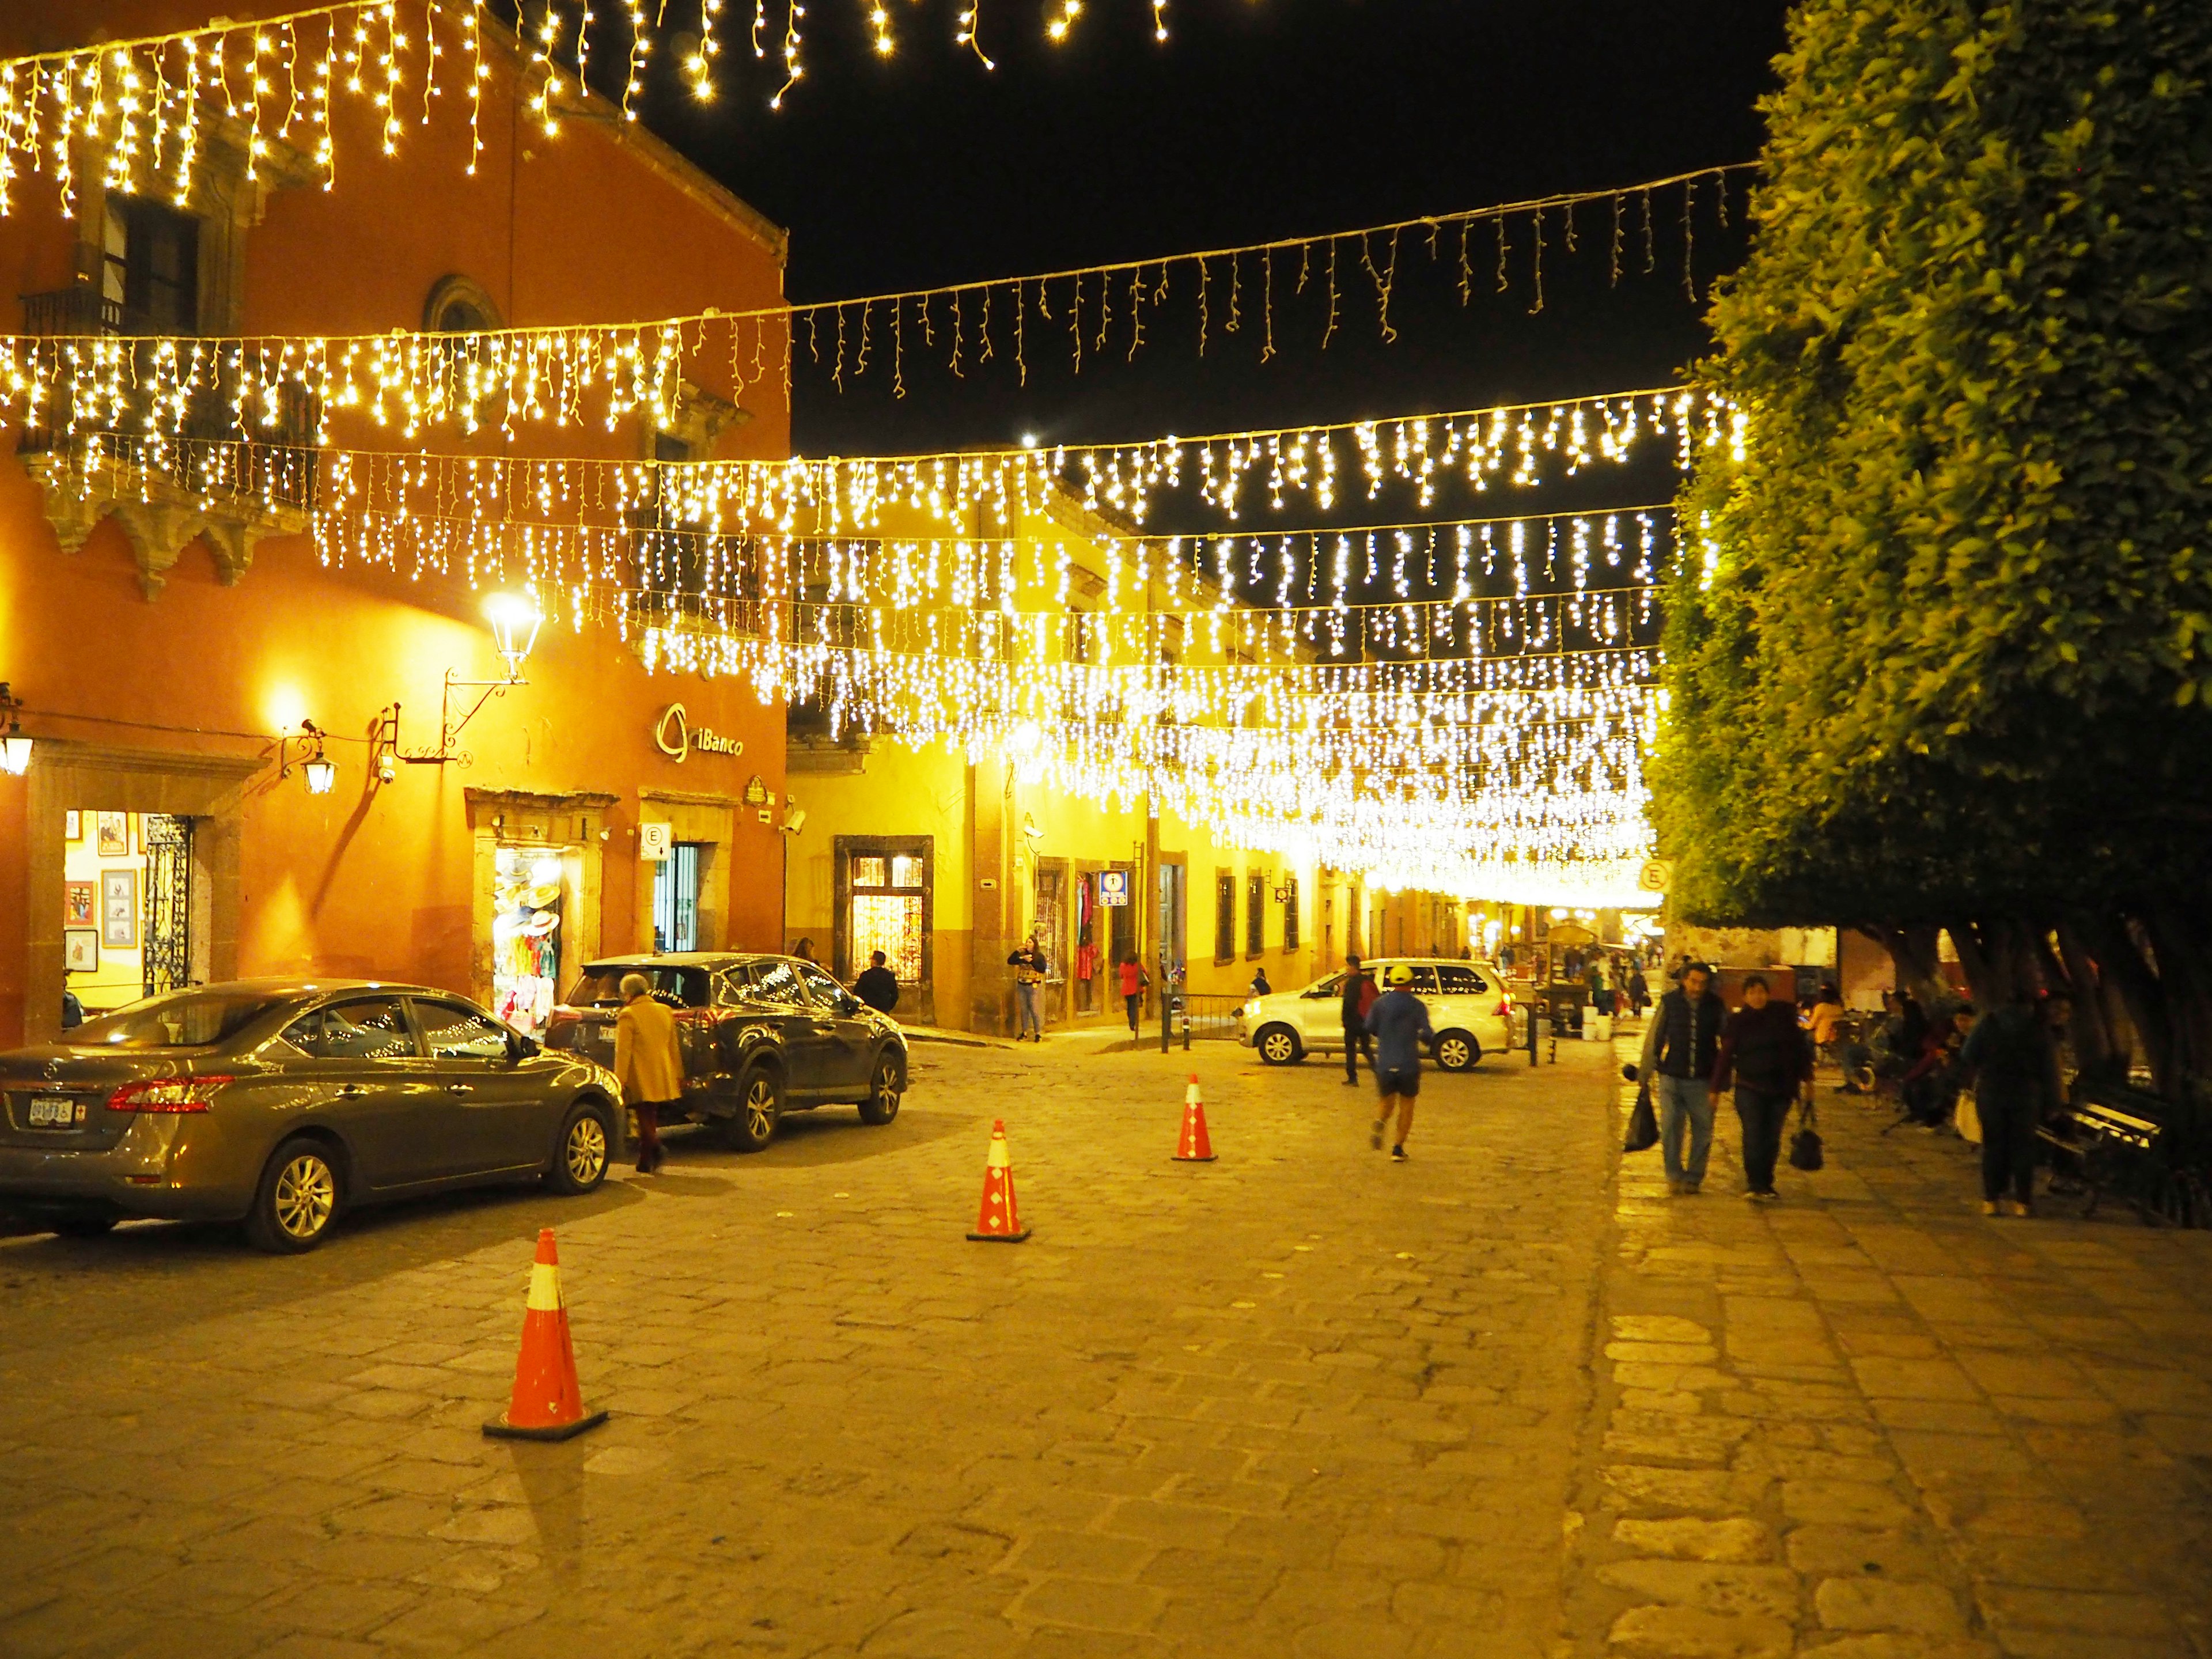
[1623,1080,1660,1153]
[1788,1100,1825,1172]
[1954,1086,1983,1146]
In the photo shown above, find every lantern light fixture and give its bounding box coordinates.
[0,683,31,777]
[278,719,337,795]
[482,592,544,681]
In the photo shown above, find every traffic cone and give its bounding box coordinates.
[483,1228,609,1441]
[967,1119,1031,1243]
[1174,1073,1217,1162]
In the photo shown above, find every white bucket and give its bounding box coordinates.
[1587,1013,1614,1041]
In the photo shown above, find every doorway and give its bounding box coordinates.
[654,842,703,952]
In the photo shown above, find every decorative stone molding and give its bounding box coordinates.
[21,452,312,601]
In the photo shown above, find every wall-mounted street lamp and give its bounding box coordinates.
[384,591,544,767]
[0,683,30,777]
[277,719,337,794]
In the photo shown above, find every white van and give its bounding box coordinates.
[1237,959,1517,1070]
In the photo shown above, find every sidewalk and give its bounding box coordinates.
[1566,1043,2212,1658]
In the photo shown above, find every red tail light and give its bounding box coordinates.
[1496,997,1513,1017]
[108,1077,232,1113]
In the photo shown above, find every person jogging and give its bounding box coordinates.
[1364,963,1434,1162]
[1339,954,1377,1085]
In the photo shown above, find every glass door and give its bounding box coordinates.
[654,842,702,953]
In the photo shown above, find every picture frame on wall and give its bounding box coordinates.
[65,810,82,842]
[96,811,129,858]
[101,868,137,950]
[63,929,99,974]
[65,882,94,926]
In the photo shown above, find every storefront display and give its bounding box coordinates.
[493,846,567,1033]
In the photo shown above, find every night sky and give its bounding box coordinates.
[623,0,1795,460]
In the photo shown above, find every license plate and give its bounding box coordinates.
[26,1096,85,1127]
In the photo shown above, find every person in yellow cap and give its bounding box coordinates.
[1363,963,1434,1162]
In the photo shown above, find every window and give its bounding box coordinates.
[1397,967,1441,994]
[283,999,416,1061]
[847,843,926,984]
[1247,873,1267,957]
[796,961,854,1012]
[1282,876,1301,951]
[749,960,809,1006]
[653,843,702,953]
[103,194,199,334]
[562,965,708,1007]
[414,1001,512,1060]
[1435,965,1491,995]
[1214,873,1236,964]
[75,990,287,1050]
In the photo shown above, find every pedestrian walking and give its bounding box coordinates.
[1627,964,1650,1017]
[1249,966,1272,997]
[1364,963,1434,1162]
[1635,960,1725,1195]
[1960,991,2067,1217]
[1338,953,1377,1085]
[853,950,900,1014]
[1710,972,1812,1201]
[1118,953,1149,1034]
[1806,982,1847,1081]
[613,972,684,1174]
[1007,934,1047,1041]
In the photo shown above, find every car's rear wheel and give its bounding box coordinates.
[245,1138,340,1254]
[47,1213,118,1238]
[858,1051,903,1125]
[722,1067,782,1152]
[549,1102,612,1194]
[1255,1024,1304,1066]
[1434,1030,1480,1071]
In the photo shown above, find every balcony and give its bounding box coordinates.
[14,286,319,599]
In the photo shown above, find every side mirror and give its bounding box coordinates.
[509,1031,542,1062]
[1620,1063,1639,1082]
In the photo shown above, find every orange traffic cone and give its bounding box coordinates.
[483,1228,609,1441]
[967,1119,1031,1243]
[1174,1073,1217,1162]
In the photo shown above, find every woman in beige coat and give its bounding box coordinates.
[614,972,685,1173]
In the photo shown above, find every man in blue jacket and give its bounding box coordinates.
[1365,964,1434,1162]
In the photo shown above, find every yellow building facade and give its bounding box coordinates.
[777,489,1468,1035]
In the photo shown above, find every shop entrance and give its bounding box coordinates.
[654,842,703,952]
[58,806,210,1022]
[491,844,570,1035]
[1034,861,1067,1024]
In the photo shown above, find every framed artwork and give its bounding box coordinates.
[65,810,82,842]
[95,811,129,858]
[65,882,94,926]
[101,868,138,950]
[63,929,98,973]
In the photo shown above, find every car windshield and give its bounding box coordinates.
[71,990,292,1050]
[1305,973,1347,996]
[565,966,707,1007]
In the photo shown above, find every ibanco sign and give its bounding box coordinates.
[654,703,744,764]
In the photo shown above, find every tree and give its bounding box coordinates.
[1654,0,2212,1096]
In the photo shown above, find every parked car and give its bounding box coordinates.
[0,980,622,1253]
[1237,959,1517,1070]
[547,953,908,1153]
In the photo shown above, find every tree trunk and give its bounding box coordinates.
[2054,918,2130,1086]
[1868,923,1947,1007]
[2089,914,2177,1099]
[2138,908,2212,1092]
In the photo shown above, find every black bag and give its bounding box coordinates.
[1788,1101,1825,1172]
[1623,1081,1660,1153]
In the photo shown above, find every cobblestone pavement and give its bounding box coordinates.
[1569,1043,2212,1659]
[5,1035,2209,1659]
[0,1036,1615,1659]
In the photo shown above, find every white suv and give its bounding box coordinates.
[1237,959,1517,1071]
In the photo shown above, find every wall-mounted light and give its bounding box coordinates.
[278,719,337,794]
[386,590,546,766]
[0,683,30,777]
[482,591,543,680]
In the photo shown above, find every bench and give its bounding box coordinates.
[2038,1084,2209,1228]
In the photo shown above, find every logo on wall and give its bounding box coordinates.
[1098,870,1130,907]
[654,703,743,764]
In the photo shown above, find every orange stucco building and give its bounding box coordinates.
[0,3,792,1044]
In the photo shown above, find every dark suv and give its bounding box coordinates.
[546,954,908,1152]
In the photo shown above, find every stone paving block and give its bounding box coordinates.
[1850,1358,1983,1401]
[1007,1576,1171,1633]
[1594,1560,1802,1620]
[1609,1516,1772,1563]
[1781,1479,1917,1529]
[1604,1604,1794,1659]
[1977,1587,2183,1641]
[1816,1577,1969,1634]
